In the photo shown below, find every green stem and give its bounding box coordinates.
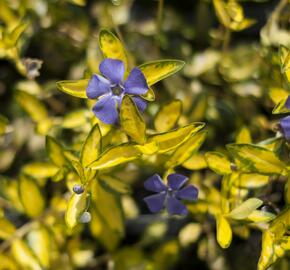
[156,0,164,36]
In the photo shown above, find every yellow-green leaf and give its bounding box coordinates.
[227,198,263,220]
[238,173,269,188]
[22,162,59,179]
[0,217,16,239]
[88,144,142,170]
[46,136,67,167]
[15,90,47,122]
[99,29,128,70]
[139,60,185,86]
[120,96,146,144]
[148,123,205,154]
[154,100,182,132]
[227,144,286,175]
[247,210,276,223]
[19,175,45,218]
[80,123,102,167]
[216,214,232,249]
[236,126,252,144]
[56,79,89,98]
[205,151,232,175]
[141,87,155,101]
[65,191,89,229]
[165,130,207,168]
[100,175,131,194]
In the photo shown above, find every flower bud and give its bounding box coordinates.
[73,184,84,194]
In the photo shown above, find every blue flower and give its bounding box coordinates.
[143,173,198,215]
[86,58,148,124]
[280,96,290,140]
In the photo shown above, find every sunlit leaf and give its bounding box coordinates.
[56,79,89,98]
[99,29,128,70]
[120,95,146,144]
[247,210,276,223]
[154,100,182,132]
[216,214,232,249]
[22,162,59,179]
[227,198,263,220]
[139,60,185,86]
[181,153,207,170]
[238,173,269,188]
[19,175,45,218]
[205,151,232,175]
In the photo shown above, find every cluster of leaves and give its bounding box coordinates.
[0,0,289,269]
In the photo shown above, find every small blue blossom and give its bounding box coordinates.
[86,58,148,124]
[143,173,198,215]
[280,96,290,140]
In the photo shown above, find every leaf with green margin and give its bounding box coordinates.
[99,29,128,70]
[165,130,207,168]
[148,123,205,154]
[88,143,142,170]
[120,95,146,145]
[56,79,89,99]
[280,45,290,83]
[226,198,263,220]
[15,90,48,122]
[205,151,232,175]
[80,124,102,167]
[65,191,89,229]
[216,214,232,249]
[46,136,67,167]
[154,99,182,132]
[139,60,185,86]
[227,143,287,175]
[19,175,45,218]
[141,87,155,101]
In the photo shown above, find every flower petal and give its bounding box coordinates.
[166,196,188,215]
[285,96,290,109]
[167,173,188,190]
[144,174,167,193]
[86,74,111,99]
[144,192,166,213]
[99,58,125,84]
[132,96,147,112]
[176,185,198,201]
[124,67,148,95]
[92,95,118,124]
[280,115,290,140]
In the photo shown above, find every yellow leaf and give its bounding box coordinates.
[62,109,88,128]
[205,151,232,175]
[46,136,67,167]
[227,144,286,175]
[258,231,275,270]
[0,254,18,270]
[120,95,146,144]
[100,175,131,194]
[213,0,231,28]
[280,45,290,83]
[227,198,263,220]
[247,210,276,223]
[15,90,47,122]
[65,192,89,229]
[0,217,16,239]
[22,162,59,179]
[148,123,205,154]
[178,223,201,247]
[99,29,128,70]
[56,79,89,98]
[11,240,42,270]
[80,124,102,167]
[236,126,252,143]
[88,144,142,170]
[135,141,159,155]
[216,215,232,249]
[165,130,207,168]
[139,60,185,86]
[154,100,182,132]
[19,175,45,218]
[182,153,207,170]
[269,87,289,105]
[238,173,269,188]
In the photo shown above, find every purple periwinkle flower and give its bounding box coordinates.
[86,58,148,124]
[143,173,198,215]
[279,96,290,140]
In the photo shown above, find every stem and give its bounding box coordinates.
[156,0,164,36]
[222,27,231,54]
[270,0,288,22]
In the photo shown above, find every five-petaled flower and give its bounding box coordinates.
[86,58,149,124]
[280,96,290,140]
[143,173,198,215]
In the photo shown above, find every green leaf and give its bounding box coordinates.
[46,136,67,167]
[80,124,102,167]
[19,175,45,218]
[120,95,146,145]
[56,79,89,98]
[65,191,89,229]
[227,198,263,220]
[148,122,205,154]
[216,215,232,249]
[99,29,128,70]
[154,100,182,132]
[88,144,142,170]
[15,90,48,122]
[165,130,207,168]
[205,152,232,175]
[139,60,185,86]
[227,144,287,175]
